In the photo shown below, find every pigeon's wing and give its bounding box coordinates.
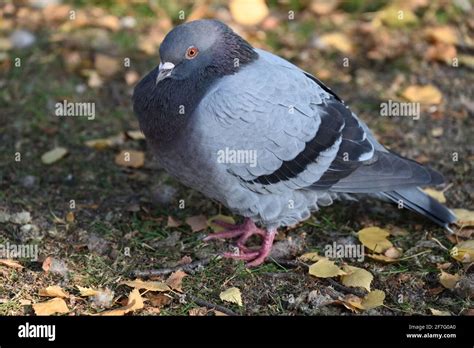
[197,51,441,194]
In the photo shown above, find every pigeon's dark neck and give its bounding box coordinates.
[133,33,258,145]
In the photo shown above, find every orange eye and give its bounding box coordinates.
[185,46,199,59]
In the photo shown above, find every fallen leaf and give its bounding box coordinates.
[430,308,451,316]
[424,26,458,45]
[319,32,354,54]
[185,215,208,232]
[384,246,402,259]
[41,147,68,165]
[367,254,399,263]
[85,133,125,150]
[0,259,24,270]
[95,53,120,77]
[230,0,268,26]
[189,307,208,316]
[219,287,243,307]
[425,43,457,64]
[125,71,140,86]
[298,252,326,262]
[360,290,385,310]
[99,289,144,316]
[38,286,69,298]
[120,279,170,292]
[422,188,446,203]
[213,310,228,316]
[374,5,417,28]
[308,259,346,278]
[94,15,120,31]
[358,227,393,253]
[115,150,145,168]
[439,271,460,289]
[166,270,187,292]
[310,0,339,15]
[42,257,52,272]
[207,214,236,232]
[33,297,69,316]
[453,209,474,227]
[451,240,474,263]
[126,130,145,140]
[147,293,172,307]
[341,266,373,292]
[76,286,99,297]
[167,216,182,228]
[401,85,443,104]
[66,211,74,223]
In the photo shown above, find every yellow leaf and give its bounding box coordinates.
[219,287,243,307]
[424,26,458,45]
[33,297,69,316]
[439,271,460,289]
[450,240,474,263]
[165,270,187,292]
[76,286,99,297]
[0,259,24,269]
[374,5,417,28]
[360,290,385,310]
[422,188,446,203]
[430,308,451,316]
[401,85,443,104]
[120,279,170,292]
[115,150,145,168]
[230,0,268,26]
[38,286,69,298]
[185,215,208,232]
[367,254,399,263]
[358,227,393,253]
[207,214,236,232]
[384,246,402,259]
[66,211,75,223]
[298,252,326,262]
[319,32,354,54]
[41,147,68,165]
[308,259,346,278]
[85,133,125,150]
[452,209,474,227]
[99,289,144,316]
[341,266,373,292]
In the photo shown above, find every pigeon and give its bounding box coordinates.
[133,19,456,267]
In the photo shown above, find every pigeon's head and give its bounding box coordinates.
[156,19,258,84]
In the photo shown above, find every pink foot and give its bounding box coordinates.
[203,218,276,267]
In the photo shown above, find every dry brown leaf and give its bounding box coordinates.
[319,32,354,54]
[38,286,69,298]
[85,133,125,150]
[451,240,474,263]
[121,279,170,292]
[42,256,52,272]
[0,259,24,270]
[422,188,446,203]
[76,286,99,297]
[425,43,457,64]
[147,293,172,307]
[384,247,402,259]
[230,0,268,26]
[189,307,208,316]
[358,227,393,253]
[185,215,208,232]
[167,216,182,228]
[41,147,68,165]
[220,287,242,307]
[33,297,69,316]
[115,150,145,169]
[341,266,373,292]
[94,15,120,31]
[453,209,474,227]
[430,308,451,316]
[95,54,120,77]
[99,289,144,316]
[439,271,460,289]
[401,85,443,104]
[308,259,346,278]
[310,0,339,15]
[66,211,74,223]
[207,214,235,232]
[424,26,458,45]
[166,270,187,292]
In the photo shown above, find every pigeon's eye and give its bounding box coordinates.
[185,46,199,59]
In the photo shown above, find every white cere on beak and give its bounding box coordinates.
[156,61,175,84]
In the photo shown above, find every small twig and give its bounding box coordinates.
[325,278,367,298]
[187,294,238,316]
[130,257,213,278]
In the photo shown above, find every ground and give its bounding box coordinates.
[0,0,473,316]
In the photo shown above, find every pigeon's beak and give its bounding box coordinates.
[156,62,175,84]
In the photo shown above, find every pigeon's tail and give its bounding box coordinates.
[382,188,457,232]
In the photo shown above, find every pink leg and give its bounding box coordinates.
[203,218,276,267]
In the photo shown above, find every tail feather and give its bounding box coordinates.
[383,188,456,231]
